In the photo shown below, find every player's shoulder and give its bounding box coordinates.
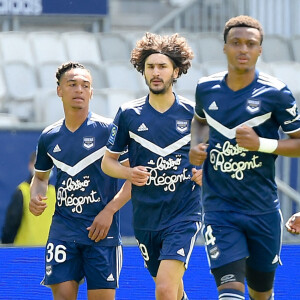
[177,94,195,108]
[89,112,113,128]
[120,96,147,111]
[197,71,227,86]
[42,118,64,135]
[257,71,286,91]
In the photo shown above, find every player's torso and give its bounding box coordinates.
[43,114,120,245]
[121,96,202,230]
[197,73,282,213]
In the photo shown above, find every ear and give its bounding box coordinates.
[90,87,93,100]
[223,44,226,54]
[258,45,262,56]
[57,85,62,98]
[174,67,179,79]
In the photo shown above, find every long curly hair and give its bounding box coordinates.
[130,32,194,81]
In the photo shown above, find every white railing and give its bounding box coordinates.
[150,0,300,37]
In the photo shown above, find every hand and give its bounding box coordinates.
[189,143,207,166]
[191,168,202,186]
[285,212,300,234]
[87,208,114,242]
[29,194,48,216]
[128,166,150,186]
[235,124,259,151]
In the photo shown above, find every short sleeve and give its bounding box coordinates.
[195,84,206,119]
[274,88,300,134]
[35,134,53,172]
[106,107,130,153]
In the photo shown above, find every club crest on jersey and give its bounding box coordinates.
[176,120,189,133]
[246,99,260,113]
[83,137,95,150]
[108,124,118,145]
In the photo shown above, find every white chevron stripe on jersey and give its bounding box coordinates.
[48,146,106,176]
[204,110,272,139]
[129,131,191,157]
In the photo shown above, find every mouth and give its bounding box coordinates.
[73,97,84,101]
[151,79,163,85]
[237,56,249,63]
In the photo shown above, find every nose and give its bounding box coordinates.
[153,66,160,76]
[75,85,84,92]
[239,43,248,52]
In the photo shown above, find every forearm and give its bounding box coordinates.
[190,117,209,148]
[30,175,49,198]
[101,155,131,180]
[273,138,300,157]
[104,180,131,215]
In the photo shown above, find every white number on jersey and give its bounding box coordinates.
[204,225,216,246]
[46,242,67,263]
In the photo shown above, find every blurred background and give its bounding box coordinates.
[0,0,300,298]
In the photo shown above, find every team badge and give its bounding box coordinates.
[83,137,95,150]
[209,246,220,260]
[176,120,189,133]
[108,124,118,145]
[246,99,261,113]
[46,265,52,276]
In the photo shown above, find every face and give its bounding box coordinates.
[144,53,179,94]
[57,68,93,111]
[223,27,262,73]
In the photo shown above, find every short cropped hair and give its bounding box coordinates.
[130,32,194,81]
[223,15,264,45]
[56,61,89,86]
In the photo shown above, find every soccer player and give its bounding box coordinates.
[101,33,202,300]
[189,15,300,300]
[30,62,131,300]
[286,212,300,234]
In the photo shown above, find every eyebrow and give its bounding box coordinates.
[67,79,91,84]
[146,62,168,66]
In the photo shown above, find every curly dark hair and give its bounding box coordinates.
[130,32,194,80]
[56,61,90,86]
[223,15,264,45]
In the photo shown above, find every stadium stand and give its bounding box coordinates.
[97,32,132,62]
[0,30,299,123]
[261,35,294,62]
[290,35,300,63]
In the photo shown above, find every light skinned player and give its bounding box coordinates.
[30,62,131,300]
[101,32,202,300]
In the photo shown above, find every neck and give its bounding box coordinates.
[226,68,256,91]
[148,89,175,113]
[64,109,89,132]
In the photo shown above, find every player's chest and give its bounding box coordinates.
[47,131,107,164]
[202,91,273,127]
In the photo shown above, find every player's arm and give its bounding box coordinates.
[30,170,51,216]
[88,173,132,242]
[236,125,300,156]
[189,114,209,166]
[101,150,150,186]
[285,212,300,234]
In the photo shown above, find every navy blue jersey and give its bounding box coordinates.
[35,112,127,246]
[107,94,201,231]
[195,70,300,214]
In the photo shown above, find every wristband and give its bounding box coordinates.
[258,137,278,153]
